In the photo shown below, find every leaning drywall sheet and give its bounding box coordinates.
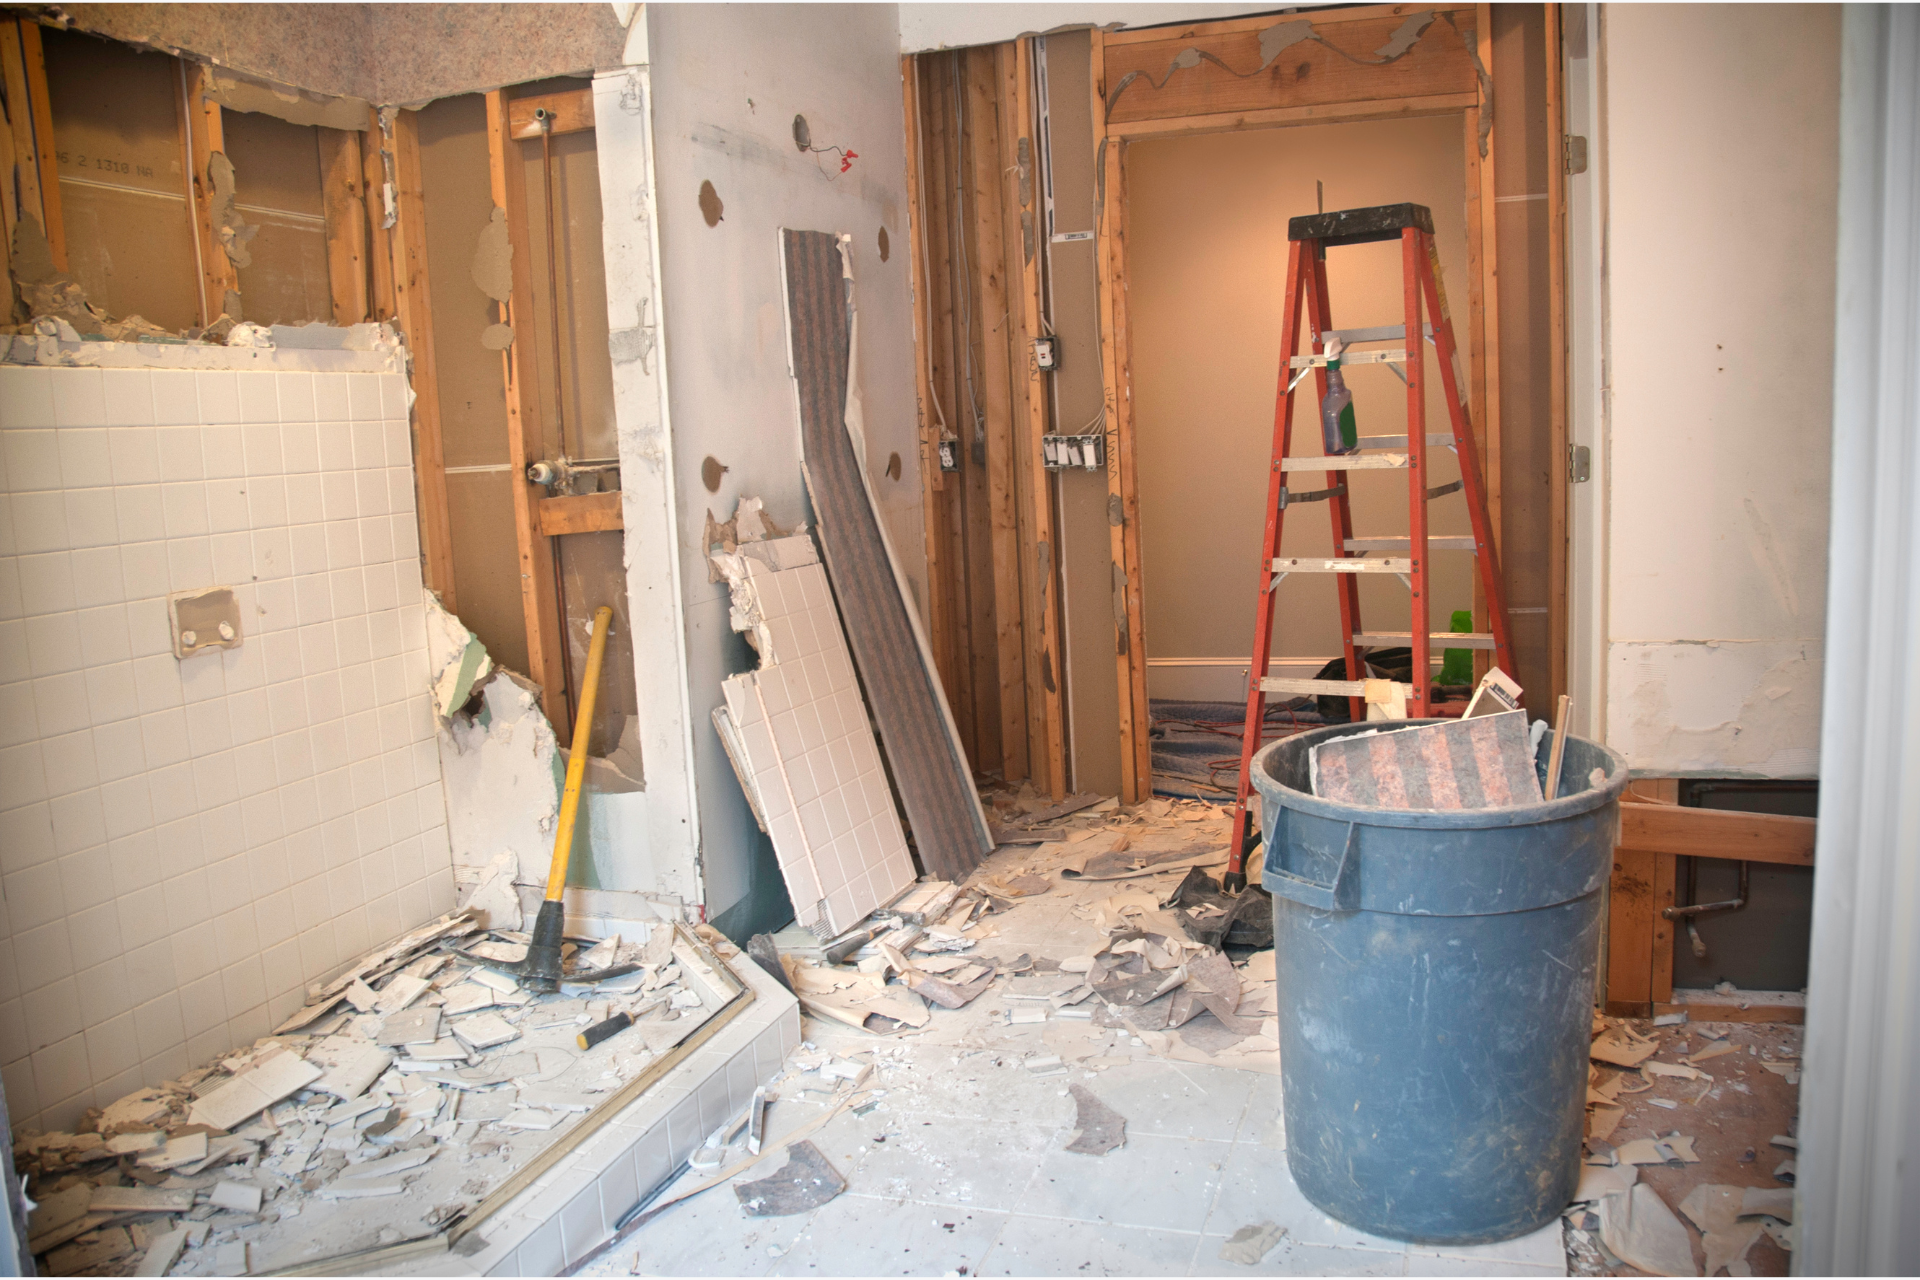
[780,228,993,882]
[715,536,916,936]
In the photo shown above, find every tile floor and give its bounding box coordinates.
[583,824,1568,1279]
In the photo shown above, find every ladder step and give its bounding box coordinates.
[1272,557,1411,574]
[1260,676,1413,697]
[1288,349,1405,370]
[1357,433,1453,449]
[1280,453,1409,471]
[1354,631,1496,649]
[1324,323,1433,345]
[1344,536,1476,551]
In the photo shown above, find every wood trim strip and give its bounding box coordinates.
[387,108,458,618]
[487,89,569,737]
[318,127,369,326]
[1545,3,1570,710]
[1617,804,1817,867]
[538,491,624,536]
[507,87,594,140]
[185,63,240,324]
[1013,37,1067,800]
[1105,91,1479,139]
[1474,5,1502,569]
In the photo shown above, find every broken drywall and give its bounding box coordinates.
[206,152,260,273]
[1606,640,1822,777]
[440,670,564,884]
[203,63,370,130]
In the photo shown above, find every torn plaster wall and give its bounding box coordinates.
[896,3,1277,53]
[1600,5,1839,777]
[628,4,923,938]
[438,669,564,887]
[53,3,628,107]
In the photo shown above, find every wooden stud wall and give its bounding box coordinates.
[905,45,1066,796]
[0,18,64,269]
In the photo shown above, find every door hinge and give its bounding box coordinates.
[1565,135,1589,176]
[1569,443,1591,484]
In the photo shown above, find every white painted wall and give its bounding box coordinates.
[637,3,923,933]
[1599,4,1840,777]
[0,355,454,1131]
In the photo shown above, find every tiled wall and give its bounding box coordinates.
[0,360,455,1132]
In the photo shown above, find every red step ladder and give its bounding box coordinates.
[1222,203,1514,893]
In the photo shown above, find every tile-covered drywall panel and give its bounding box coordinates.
[0,361,453,1133]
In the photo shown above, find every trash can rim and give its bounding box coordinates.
[1249,720,1629,830]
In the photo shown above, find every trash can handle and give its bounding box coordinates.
[1265,818,1358,910]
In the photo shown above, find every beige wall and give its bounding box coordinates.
[1126,117,1475,699]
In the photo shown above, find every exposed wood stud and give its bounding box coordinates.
[1090,31,1152,804]
[363,107,396,320]
[0,19,65,269]
[184,63,240,324]
[387,109,457,617]
[507,88,594,140]
[969,42,1026,784]
[1012,37,1067,799]
[318,127,370,326]
[486,89,569,739]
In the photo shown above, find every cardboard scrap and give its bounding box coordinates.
[1219,1222,1287,1266]
[1592,1026,1661,1068]
[1596,1182,1700,1277]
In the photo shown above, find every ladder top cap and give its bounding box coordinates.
[1288,202,1434,245]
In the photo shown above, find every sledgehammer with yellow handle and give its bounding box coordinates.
[459,605,638,992]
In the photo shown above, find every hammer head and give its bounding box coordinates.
[456,899,641,994]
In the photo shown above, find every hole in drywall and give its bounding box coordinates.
[878,226,891,262]
[885,452,902,481]
[793,114,812,152]
[698,180,724,227]
[701,456,729,492]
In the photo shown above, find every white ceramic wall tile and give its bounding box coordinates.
[0,364,452,1133]
[718,540,914,937]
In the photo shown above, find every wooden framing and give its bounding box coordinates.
[1606,781,1816,1021]
[1011,38,1067,799]
[967,44,1027,785]
[386,109,458,617]
[0,18,64,268]
[902,55,960,752]
[537,491,623,537]
[486,88,570,737]
[362,108,396,320]
[1089,33,1153,804]
[317,127,369,326]
[183,63,240,324]
[1077,6,1518,803]
[507,87,594,140]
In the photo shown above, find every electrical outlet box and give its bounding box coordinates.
[1042,434,1104,471]
[170,587,243,660]
[1033,336,1060,372]
[937,439,960,472]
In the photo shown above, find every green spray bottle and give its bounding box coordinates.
[1319,335,1358,455]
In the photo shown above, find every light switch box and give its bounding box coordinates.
[169,587,243,660]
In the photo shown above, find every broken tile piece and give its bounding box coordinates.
[1063,1084,1127,1156]
[376,1007,442,1047]
[138,1131,209,1170]
[453,1012,520,1050]
[210,1180,263,1214]
[189,1049,323,1131]
[733,1140,846,1216]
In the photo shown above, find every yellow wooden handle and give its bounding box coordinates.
[544,606,615,901]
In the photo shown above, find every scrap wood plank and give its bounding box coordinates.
[318,126,369,326]
[780,228,993,882]
[1618,803,1815,866]
[537,491,623,536]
